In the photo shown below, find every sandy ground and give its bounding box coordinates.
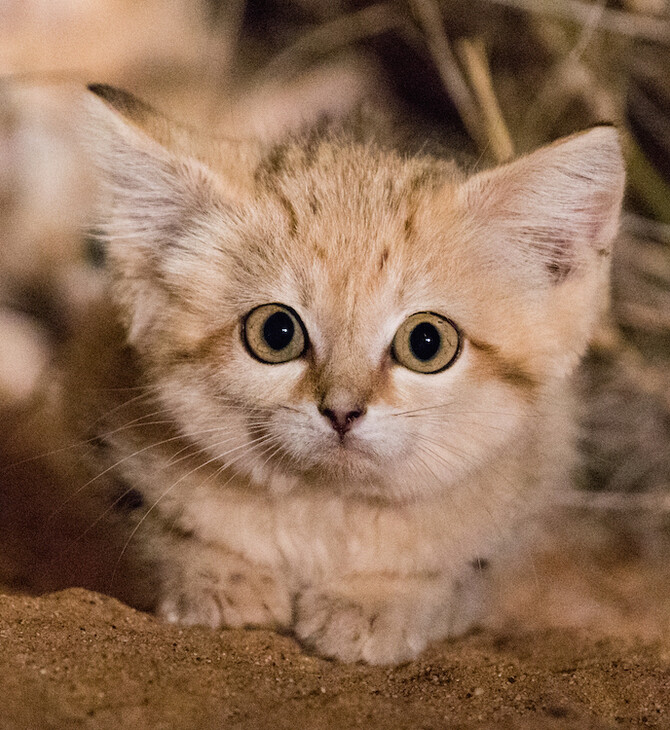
[1,586,669,730]
[2,434,670,729]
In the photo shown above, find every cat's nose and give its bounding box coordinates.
[319,406,366,437]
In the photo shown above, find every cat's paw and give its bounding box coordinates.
[156,561,291,630]
[294,588,428,665]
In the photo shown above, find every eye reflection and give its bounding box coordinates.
[243,303,307,364]
[392,312,460,373]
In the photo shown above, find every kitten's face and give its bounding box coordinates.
[153,152,533,499]
[85,87,625,500]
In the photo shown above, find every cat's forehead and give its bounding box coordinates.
[246,139,466,314]
[257,136,453,211]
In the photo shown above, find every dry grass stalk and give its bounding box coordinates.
[256,3,402,82]
[455,37,515,162]
[410,2,515,163]
[485,0,670,43]
[626,134,670,224]
[591,324,670,411]
[216,0,247,75]
[519,0,610,142]
[409,0,487,155]
[558,490,670,510]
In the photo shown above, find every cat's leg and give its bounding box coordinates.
[148,531,292,630]
[87,460,293,630]
[294,564,488,665]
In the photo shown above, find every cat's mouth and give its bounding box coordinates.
[239,407,408,491]
[331,430,365,450]
[292,430,387,481]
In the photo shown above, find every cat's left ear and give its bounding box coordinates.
[458,126,625,284]
[81,84,236,347]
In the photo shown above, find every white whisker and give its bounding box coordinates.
[108,431,280,588]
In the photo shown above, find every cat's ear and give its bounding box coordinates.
[459,126,625,284]
[86,84,170,144]
[455,127,625,376]
[81,84,233,346]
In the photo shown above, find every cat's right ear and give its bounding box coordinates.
[458,126,625,284]
[81,84,234,346]
[455,126,625,376]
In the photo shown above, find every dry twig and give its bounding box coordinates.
[558,490,670,511]
[256,3,402,82]
[520,0,609,141]
[455,37,515,162]
[486,0,670,43]
[409,0,487,155]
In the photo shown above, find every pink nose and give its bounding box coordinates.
[319,407,365,437]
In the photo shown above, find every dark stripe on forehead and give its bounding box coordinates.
[404,204,416,243]
[276,191,298,237]
[407,165,447,194]
[378,247,389,271]
[260,142,289,178]
[468,337,537,392]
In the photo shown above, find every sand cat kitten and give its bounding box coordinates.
[58,84,624,665]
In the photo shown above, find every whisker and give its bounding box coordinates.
[89,387,160,425]
[403,413,514,434]
[46,424,249,520]
[108,432,278,589]
[395,405,540,419]
[210,434,283,487]
[411,434,520,546]
[163,421,274,469]
[1,409,174,473]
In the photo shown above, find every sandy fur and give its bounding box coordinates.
[42,86,626,664]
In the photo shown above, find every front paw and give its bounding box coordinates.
[156,558,291,630]
[294,589,428,665]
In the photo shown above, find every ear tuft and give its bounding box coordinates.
[87,84,155,126]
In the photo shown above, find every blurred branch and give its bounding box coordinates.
[592,321,670,411]
[520,61,617,147]
[521,0,608,141]
[455,37,515,162]
[622,213,670,244]
[410,0,513,163]
[485,0,670,43]
[626,135,670,225]
[256,3,403,82]
[219,0,247,73]
[409,0,488,156]
[617,301,670,334]
[558,490,670,510]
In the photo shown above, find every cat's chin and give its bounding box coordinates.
[242,446,441,502]
[245,448,385,497]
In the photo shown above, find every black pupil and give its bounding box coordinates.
[263,311,295,351]
[409,322,441,361]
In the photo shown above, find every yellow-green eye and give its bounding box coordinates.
[243,303,307,364]
[392,312,460,373]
